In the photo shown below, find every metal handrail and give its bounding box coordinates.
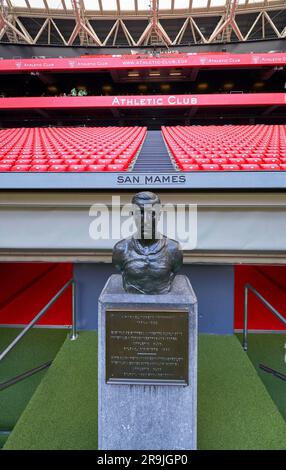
[0,278,78,362]
[0,361,52,392]
[243,283,286,351]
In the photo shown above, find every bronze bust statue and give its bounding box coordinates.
[112,191,183,294]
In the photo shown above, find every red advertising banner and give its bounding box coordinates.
[0,53,286,73]
[0,93,285,109]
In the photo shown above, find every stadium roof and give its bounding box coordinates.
[0,0,285,46]
[3,0,286,13]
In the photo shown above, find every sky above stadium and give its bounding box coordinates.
[6,0,279,11]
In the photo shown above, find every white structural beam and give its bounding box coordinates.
[32,17,48,43]
[50,18,68,45]
[244,10,262,41]
[86,20,102,45]
[173,17,189,45]
[15,17,33,42]
[263,11,281,39]
[0,14,33,43]
[120,19,136,46]
[208,0,243,43]
[67,23,80,45]
[157,21,172,46]
[112,19,119,46]
[68,0,102,45]
[102,19,119,46]
[190,17,206,43]
[136,21,152,46]
[142,0,172,47]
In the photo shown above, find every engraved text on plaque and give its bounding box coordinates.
[106,309,188,385]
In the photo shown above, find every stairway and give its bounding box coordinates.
[132,130,175,173]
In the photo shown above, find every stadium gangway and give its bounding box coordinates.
[0,278,77,363]
[243,283,286,351]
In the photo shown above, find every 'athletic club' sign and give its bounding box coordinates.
[111,96,198,106]
[0,93,285,109]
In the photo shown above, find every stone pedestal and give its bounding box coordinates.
[98,274,198,450]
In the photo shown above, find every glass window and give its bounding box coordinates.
[29,0,45,7]
[137,0,150,10]
[64,0,73,8]
[11,0,28,6]
[159,0,172,8]
[192,0,208,8]
[120,0,135,10]
[101,0,117,10]
[210,0,226,6]
[83,0,100,9]
[47,0,64,7]
[174,0,189,8]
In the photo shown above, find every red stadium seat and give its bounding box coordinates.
[221,164,240,171]
[48,165,68,172]
[11,165,31,171]
[80,159,98,165]
[97,159,113,165]
[260,164,280,171]
[180,164,200,171]
[86,164,106,171]
[32,159,48,165]
[107,164,126,171]
[240,164,260,170]
[1,159,16,165]
[68,165,86,172]
[201,164,221,171]
[30,165,50,172]
[0,164,12,171]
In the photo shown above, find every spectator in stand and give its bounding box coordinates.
[70,88,87,96]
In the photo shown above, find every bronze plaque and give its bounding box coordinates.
[106,309,188,385]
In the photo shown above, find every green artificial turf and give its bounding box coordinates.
[236,333,286,422]
[4,331,98,450]
[0,327,67,444]
[4,333,286,450]
[198,335,286,450]
[0,434,9,448]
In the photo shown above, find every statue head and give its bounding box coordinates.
[132,191,161,241]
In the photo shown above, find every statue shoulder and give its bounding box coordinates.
[165,236,183,272]
[112,237,133,269]
[165,236,181,253]
[113,238,130,254]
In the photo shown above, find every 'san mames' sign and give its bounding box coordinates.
[116,174,187,185]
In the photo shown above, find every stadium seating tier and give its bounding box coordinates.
[162,125,286,171]
[0,125,286,172]
[0,126,147,172]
